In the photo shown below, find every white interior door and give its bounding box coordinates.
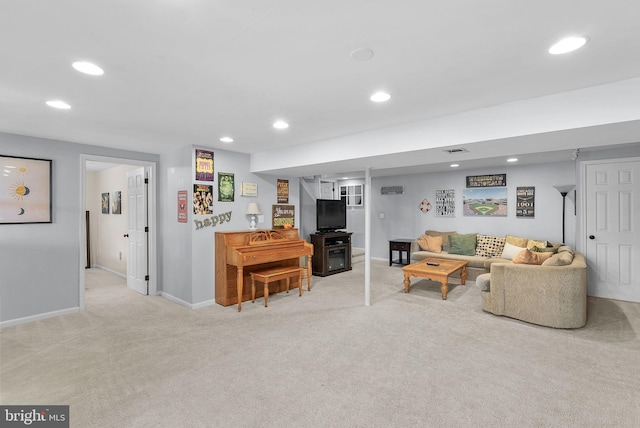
[127,167,148,295]
[585,159,640,302]
[320,180,335,199]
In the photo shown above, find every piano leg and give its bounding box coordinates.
[237,267,244,311]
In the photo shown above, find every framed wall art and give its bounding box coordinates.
[0,155,52,224]
[101,192,110,214]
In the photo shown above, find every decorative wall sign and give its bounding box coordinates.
[277,179,289,203]
[241,182,257,197]
[272,204,295,228]
[177,190,188,223]
[0,155,52,224]
[193,211,232,230]
[195,149,214,181]
[516,186,535,217]
[218,172,234,202]
[111,191,122,214]
[381,185,404,195]
[193,184,213,215]
[101,192,110,214]
[466,174,506,188]
[435,189,455,217]
[419,199,431,213]
[463,187,507,216]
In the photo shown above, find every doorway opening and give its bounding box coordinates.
[79,155,158,311]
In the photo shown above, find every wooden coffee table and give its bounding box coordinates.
[402,258,468,300]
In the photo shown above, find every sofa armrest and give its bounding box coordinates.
[410,240,422,253]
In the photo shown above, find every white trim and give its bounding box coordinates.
[0,307,79,329]
[92,265,126,279]
[160,292,217,310]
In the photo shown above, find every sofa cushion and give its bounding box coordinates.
[476,234,506,258]
[512,248,554,265]
[425,230,457,252]
[542,251,574,266]
[505,235,529,247]
[417,234,442,253]
[531,245,558,253]
[448,233,477,256]
[527,239,548,250]
[501,242,526,260]
[557,245,575,256]
[476,273,491,291]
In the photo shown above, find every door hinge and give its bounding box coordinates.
[145,178,149,184]
[145,275,149,281]
[145,226,149,232]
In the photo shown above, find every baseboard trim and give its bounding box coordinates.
[92,265,126,278]
[160,292,216,310]
[0,307,80,329]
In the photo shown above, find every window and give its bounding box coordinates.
[340,184,363,207]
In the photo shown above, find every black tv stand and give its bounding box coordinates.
[310,231,352,276]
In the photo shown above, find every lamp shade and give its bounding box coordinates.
[246,202,261,215]
[553,185,575,196]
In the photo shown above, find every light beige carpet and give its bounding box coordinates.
[1,261,639,427]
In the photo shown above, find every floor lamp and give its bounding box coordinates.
[553,185,575,244]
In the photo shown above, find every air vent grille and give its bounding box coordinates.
[444,147,469,154]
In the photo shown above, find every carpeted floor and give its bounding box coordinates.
[1,260,639,427]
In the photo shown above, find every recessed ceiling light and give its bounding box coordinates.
[220,137,234,143]
[548,36,588,55]
[351,48,374,61]
[273,120,289,129]
[370,92,391,103]
[507,158,518,162]
[450,164,459,168]
[72,61,104,76]
[46,100,71,109]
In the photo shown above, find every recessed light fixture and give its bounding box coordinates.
[548,36,588,55]
[370,92,391,103]
[450,164,459,168]
[273,120,289,129]
[72,61,104,76]
[351,48,374,61]
[220,137,234,143]
[507,158,518,162]
[46,100,71,109]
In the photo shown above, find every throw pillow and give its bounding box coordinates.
[542,251,574,266]
[425,230,457,252]
[527,239,548,250]
[505,235,529,247]
[512,249,554,265]
[501,242,526,260]
[448,233,477,256]
[531,246,558,253]
[417,235,442,253]
[475,234,506,258]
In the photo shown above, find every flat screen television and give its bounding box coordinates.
[316,199,347,233]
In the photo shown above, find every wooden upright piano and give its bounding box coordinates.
[215,229,313,310]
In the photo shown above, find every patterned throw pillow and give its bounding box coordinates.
[475,234,506,258]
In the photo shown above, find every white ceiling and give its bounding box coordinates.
[2,1,640,177]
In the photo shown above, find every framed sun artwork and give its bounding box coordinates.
[0,155,52,224]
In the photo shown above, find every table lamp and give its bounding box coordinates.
[246,202,261,230]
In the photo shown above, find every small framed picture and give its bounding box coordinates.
[0,155,52,224]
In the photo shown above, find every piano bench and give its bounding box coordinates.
[250,267,305,308]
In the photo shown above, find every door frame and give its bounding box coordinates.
[79,154,158,310]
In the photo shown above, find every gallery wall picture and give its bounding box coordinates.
[466,174,506,188]
[0,155,52,224]
[193,184,213,215]
[101,192,110,214]
[435,189,455,217]
[516,186,535,217]
[177,190,188,223]
[277,179,289,203]
[463,187,507,216]
[272,204,294,228]
[112,191,122,214]
[218,172,234,202]
[195,149,214,181]
[241,182,257,197]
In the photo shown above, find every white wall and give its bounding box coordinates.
[0,132,158,323]
[342,161,577,260]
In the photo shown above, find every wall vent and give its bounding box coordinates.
[444,147,469,154]
[381,185,404,195]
